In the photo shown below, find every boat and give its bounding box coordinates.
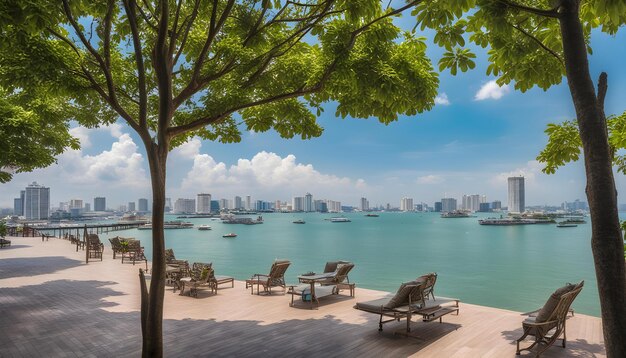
[292,219,306,224]
[478,218,536,225]
[222,233,237,238]
[221,215,264,225]
[561,218,586,224]
[441,210,471,218]
[330,217,351,223]
[557,222,578,228]
[138,221,194,230]
[197,224,212,230]
[365,214,379,217]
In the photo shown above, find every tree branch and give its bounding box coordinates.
[597,72,607,111]
[511,23,564,67]
[124,0,149,129]
[173,0,201,66]
[497,0,560,18]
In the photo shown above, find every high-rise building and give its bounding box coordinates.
[304,193,313,212]
[20,190,25,215]
[165,197,172,212]
[245,195,251,211]
[24,182,50,220]
[94,197,106,211]
[234,196,243,210]
[479,202,490,212]
[434,201,442,212]
[359,197,369,211]
[174,198,196,213]
[128,202,136,212]
[508,176,525,213]
[210,200,220,212]
[441,198,457,212]
[314,200,328,212]
[491,200,502,210]
[462,194,481,211]
[69,199,83,209]
[84,203,91,212]
[138,198,148,212]
[13,198,23,217]
[292,197,304,212]
[326,200,341,213]
[219,199,229,210]
[400,197,414,212]
[197,193,212,213]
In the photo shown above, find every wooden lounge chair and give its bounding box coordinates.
[354,277,459,333]
[179,262,216,298]
[86,234,104,260]
[121,239,148,271]
[319,261,356,296]
[108,236,124,259]
[516,281,584,356]
[245,259,291,295]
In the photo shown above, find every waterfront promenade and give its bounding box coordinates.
[0,236,605,357]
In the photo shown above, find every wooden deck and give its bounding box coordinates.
[0,236,606,357]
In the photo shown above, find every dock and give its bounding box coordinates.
[0,236,605,357]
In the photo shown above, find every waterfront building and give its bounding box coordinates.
[94,197,106,211]
[491,200,502,210]
[69,199,83,209]
[292,196,304,212]
[174,198,196,214]
[359,197,369,211]
[434,201,442,212]
[197,193,212,213]
[118,205,127,212]
[210,200,220,213]
[562,199,588,211]
[304,193,313,212]
[138,198,148,212]
[84,203,91,212]
[326,200,342,213]
[128,202,136,212]
[479,202,491,212]
[461,194,481,211]
[508,176,525,213]
[441,198,457,212]
[415,203,423,211]
[19,190,25,215]
[234,196,243,210]
[165,197,172,212]
[219,199,229,210]
[245,195,251,211]
[314,200,328,213]
[24,182,50,220]
[400,197,414,212]
[13,198,22,217]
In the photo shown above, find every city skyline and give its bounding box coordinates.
[1,29,625,209]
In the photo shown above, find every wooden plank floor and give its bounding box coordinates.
[0,236,606,357]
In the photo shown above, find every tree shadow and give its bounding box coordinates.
[501,328,605,357]
[0,257,83,279]
[0,244,31,251]
[0,279,461,357]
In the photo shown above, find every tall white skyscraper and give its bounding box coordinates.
[304,193,313,212]
[441,198,457,212]
[292,196,304,211]
[234,196,243,210]
[219,199,229,210]
[508,176,525,213]
[24,182,50,220]
[326,200,341,213]
[197,193,212,213]
[359,197,369,211]
[174,198,196,213]
[400,197,414,212]
[245,195,251,211]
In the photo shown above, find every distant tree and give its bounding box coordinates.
[0,1,439,356]
[0,88,79,182]
[412,0,626,355]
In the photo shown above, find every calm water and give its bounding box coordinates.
[99,212,602,316]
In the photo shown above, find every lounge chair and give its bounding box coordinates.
[86,234,104,260]
[319,261,356,296]
[516,281,584,356]
[245,259,291,295]
[121,239,148,271]
[354,276,459,333]
[108,236,124,259]
[179,262,216,298]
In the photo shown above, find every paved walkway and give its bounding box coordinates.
[0,236,606,357]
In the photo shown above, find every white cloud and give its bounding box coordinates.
[69,123,124,148]
[490,160,543,186]
[434,93,451,106]
[171,138,202,159]
[474,80,510,101]
[179,151,366,200]
[417,175,444,184]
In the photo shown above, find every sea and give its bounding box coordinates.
[96,212,604,316]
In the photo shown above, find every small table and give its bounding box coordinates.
[289,273,337,309]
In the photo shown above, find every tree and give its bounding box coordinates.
[0,1,439,356]
[0,88,79,182]
[422,0,625,355]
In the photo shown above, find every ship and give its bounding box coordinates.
[222,233,237,238]
[441,210,471,218]
[292,219,306,224]
[197,224,212,230]
[365,214,379,217]
[478,218,536,225]
[330,217,351,223]
[557,222,578,228]
[221,215,264,225]
[138,221,194,230]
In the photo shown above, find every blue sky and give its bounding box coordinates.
[2,14,626,210]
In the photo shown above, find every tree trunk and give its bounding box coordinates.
[558,1,626,356]
[141,142,168,358]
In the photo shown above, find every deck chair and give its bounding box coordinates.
[516,281,584,356]
[86,234,104,260]
[319,262,356,296]
[121,239,148,271]
[179,262,216,298]
[108,236,124,259]
[245,259,291,295]
[416,272,437,300]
